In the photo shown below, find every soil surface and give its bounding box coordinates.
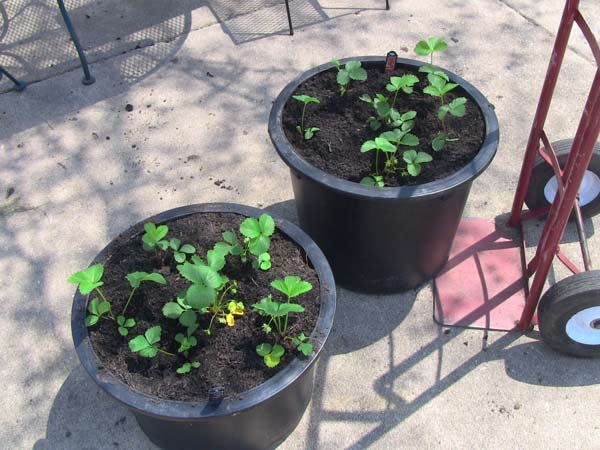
[282,64,486,187]
[88,212,320,402]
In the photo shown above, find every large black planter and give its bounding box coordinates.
[71,203,336,450]
[269,57,500,293]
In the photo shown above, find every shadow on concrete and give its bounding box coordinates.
[32,363,158,450]
[303,324,600,450]
[0,0,390,93]
[502,337,600,387]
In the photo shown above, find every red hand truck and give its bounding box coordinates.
[434,0,600,358]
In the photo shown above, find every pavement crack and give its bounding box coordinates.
[496,0,594,65]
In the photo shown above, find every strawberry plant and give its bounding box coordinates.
[288,332,313,357]
[69,265,166,335]
[292,95,320,140]
[129,325,174,358]
[256,343,285,368]
[72,213,318,377]
[332,59,367,95]
[142,223,169,251]
[414,37,468,151]
[219,213,275,270]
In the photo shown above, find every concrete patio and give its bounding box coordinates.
[1,0,599,448]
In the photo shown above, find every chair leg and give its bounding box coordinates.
[0,66,26,91]
[386,0,390,10]
[56,0,95,85]
[284,0,293,35]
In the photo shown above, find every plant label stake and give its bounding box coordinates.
[384,51,397,74]
[208,386,225,406]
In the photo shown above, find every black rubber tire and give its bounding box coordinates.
[525,138,600,218]
[538,270,600,358]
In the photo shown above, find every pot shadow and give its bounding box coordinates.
[32,364,159,450]
[502,334,600,387]
[265,199,419,356]
[493,210,596,244]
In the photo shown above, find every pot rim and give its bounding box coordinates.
[268,56,500,201]
[71,202,336,420]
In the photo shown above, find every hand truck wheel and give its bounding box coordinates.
[525,138,600,218]
[538,270,600,358]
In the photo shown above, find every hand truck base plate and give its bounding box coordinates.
[433,218,529,331]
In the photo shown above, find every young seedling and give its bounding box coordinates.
[359,93,391,131]
[360,174,385,187]
[414,36,448,66]
[256,343,285,368]
[423,72,458,100]
[292,95,320,140]
[68,264,114,325]
[117,315,136,336]
[142,223,169,251]
[271,275,313,301]
[85,298,112,326]
[129,325,174,358]
[253,275,313,336]
[360,136,397,186]
[414,37,468,151]
[240,214,275,260]
[219,214,275,271]
[403,150,433,176]
[174,331,197,355]
[360,93,418,132]
[163,294,199,336]
[386,74,419,109]
[424,75,467,149]
[169,238,196,263]
[115,271,167,336]
[378,128,420,175]
[176,361,200,375]
[252,295,305,336]
[332,59,367,95]
[289,332,313,357]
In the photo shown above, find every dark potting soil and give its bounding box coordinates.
[88,213,319,402]
[281,64,486,187]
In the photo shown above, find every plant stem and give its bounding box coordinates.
[122,287,137,316]
[157,348,175,357]
[300,103,307,133]
[207,310,218,335]
[95,288,115,319]
[375,149,380,176]
[391,89,399,110]
[283,296,291,334]
[440,95,447,133]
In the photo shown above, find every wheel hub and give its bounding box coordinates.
[565,306,600,345]
[544,170,600,206]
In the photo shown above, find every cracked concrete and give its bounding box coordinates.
[1,0,600,449]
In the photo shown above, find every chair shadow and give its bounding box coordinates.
[0,0,195,92]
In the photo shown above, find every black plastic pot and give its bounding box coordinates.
[269,56,500,293]
[71,203,336,450]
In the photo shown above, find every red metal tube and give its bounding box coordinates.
[518,69,600,330]
[508,0,579,227]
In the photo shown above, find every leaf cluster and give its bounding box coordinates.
[252,276,312,338]
[256,343,285,368]
[332,59,367,95]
